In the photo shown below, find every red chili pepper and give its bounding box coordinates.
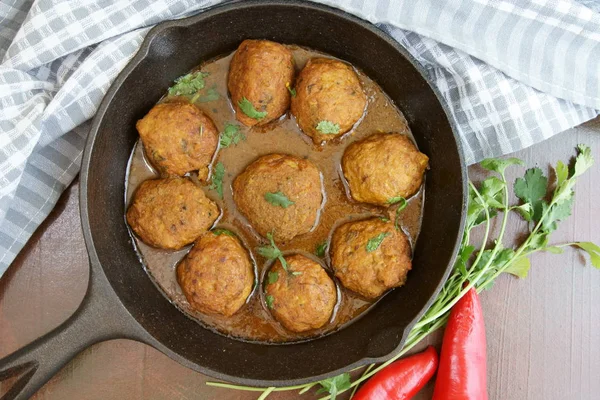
[353,346,438,400]
[432,287,488,400]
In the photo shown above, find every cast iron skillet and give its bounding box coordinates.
[0,1,467,399]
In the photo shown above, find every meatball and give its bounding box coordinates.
[177,231,254,317]
[291,58,366,144]
[330,217,412,299]
[232,154,322,242]
[136,101,219,180]
[126,178,219,250]
[264,254,336,332]
[342,133,429,205]
[228,39,295,127]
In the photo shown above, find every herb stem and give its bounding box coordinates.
[257,387,275,400]
[349,364,374,399]
[414,180,498,329]
[464,183,492,275]
[477,191,558,289]
[298,383,317,395]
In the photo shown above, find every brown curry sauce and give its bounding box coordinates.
[125,46,424,343]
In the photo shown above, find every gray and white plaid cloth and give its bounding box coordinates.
[1,0,599,277]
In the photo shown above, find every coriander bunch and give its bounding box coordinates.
[207,145,599,400]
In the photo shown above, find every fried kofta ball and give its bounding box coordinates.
[177,231,254,317]
[264,254,336,332]
[228,39,295,127]
[136,101,219,180]
[342,133,429,206]
[330,217,412,299]
[291,58,366,144]
[232,154,323,242]
[126,178,219,250]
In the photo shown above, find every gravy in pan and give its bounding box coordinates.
[125,46,424,343]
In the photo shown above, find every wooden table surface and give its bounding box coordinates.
[1,118,599,400]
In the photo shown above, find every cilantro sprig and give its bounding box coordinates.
[257,232,289,272]
[238,97,267,120]
[207,145,599,399]
[219,123,245,148]
[366,232,390,252]
[168,71,208,96]
[316,373,351,400]
[208,162,225,199]
[388,196,408,230]
[315,241,328,257]
[316,120,340,135]
[264,191,295,208]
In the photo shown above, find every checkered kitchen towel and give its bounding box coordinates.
[1,0,599,276]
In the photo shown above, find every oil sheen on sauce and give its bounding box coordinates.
[125,46,425,343]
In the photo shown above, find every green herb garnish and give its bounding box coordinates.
[286,83,297,97]
[238,97,267,120]
[264,191,295,208]
[316,120,340,135]
[315,241,328,257]
[366,232,390,252]
[219,123,245,148]
[208,162,225,199]
[267,271,279,284]
[291,271,303,276]
[388,196,408,231]
[212,228,234,236]
[207,145,599,400]
[168,71,208,96]
[257,232,289,272]
[317,373,351,400]
[265,295,275,309]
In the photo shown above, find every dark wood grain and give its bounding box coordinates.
[1,117,599,400]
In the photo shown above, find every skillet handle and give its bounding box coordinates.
[0,265,145,400]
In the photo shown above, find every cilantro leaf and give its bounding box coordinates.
[208,162,225,199]
[238,97,267,120]
[220,123,245,148]
[257,232,289,272]
[514,168,548,204]
[286,82,296,97]
[265,191,295,208]
[388,196,408,230]
[267,271,279,284]
[212,228,234,236]
[388,196,408,208]
[573,144,594,178]
[316,120,340,134]
[316,241,328,257]
[572,242,600,269]
[513,203,533,221]
[555,160,568,187]
[542,194,574,232]
[514,167,548,221]
[480,157,524,174]
[317,373,351,400]
[480,176,505,209]
[366,232,390,252]
[168,71,208,96]
[265,295,275,309]
[504,256,531,279]
[528,232,549,250]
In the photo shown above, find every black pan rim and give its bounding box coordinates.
[80,0,468,387]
